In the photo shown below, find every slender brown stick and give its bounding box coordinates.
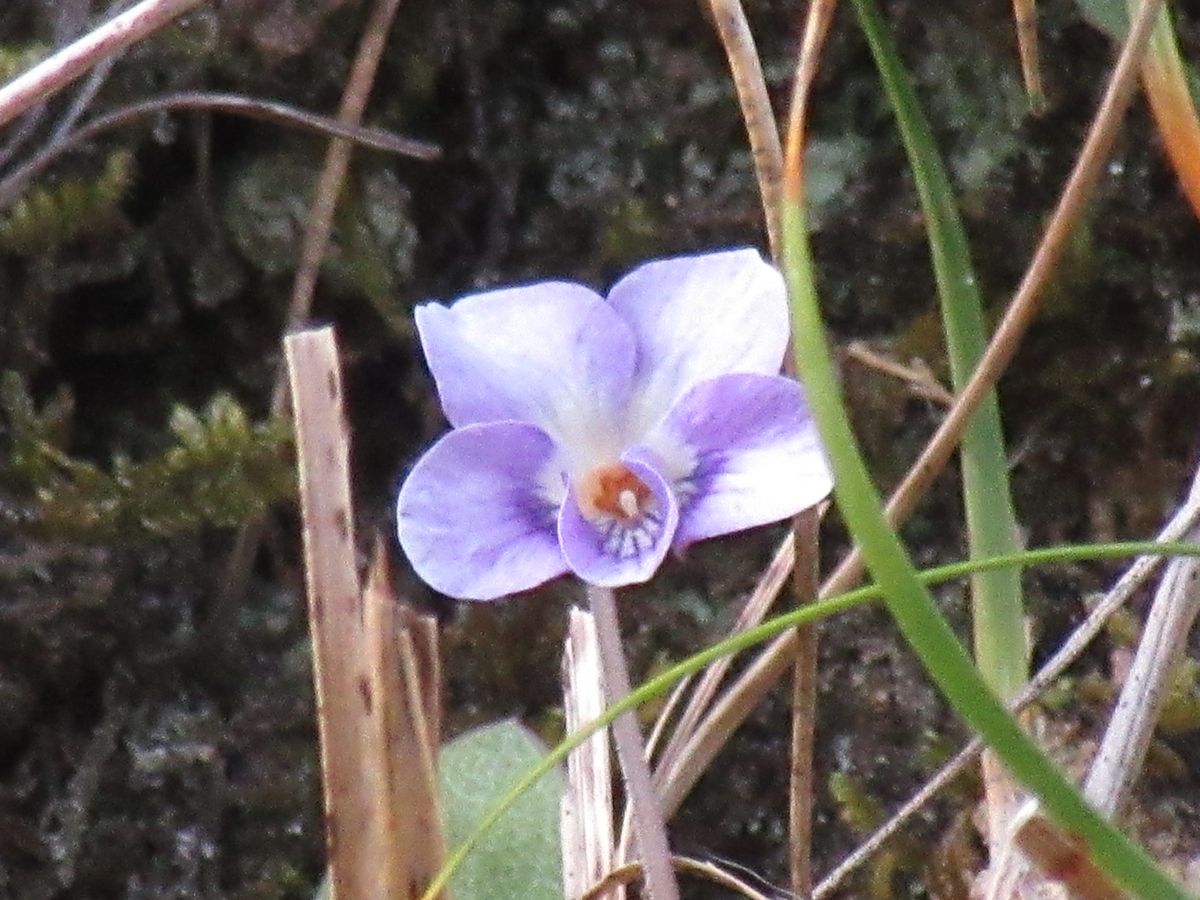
[588,584,679,900]
[204,0,409,640]
[0,0,207,130]
[0,91,438,211]
[1011,0,1045,109]
[788,506,820,898]
[703,0,784,256]
[661,0,1166,823]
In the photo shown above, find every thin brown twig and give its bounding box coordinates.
[661,0,1166,826]
[662,10,833,891]
[0,0,208,131]
[788,506,820,899]
[1011,0,1045,110]
[577,855,775,900]
[203,0,410,642]
[703,0,784,257]
[0,90,438,211]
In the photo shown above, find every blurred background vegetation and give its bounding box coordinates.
[1,1,1199,897]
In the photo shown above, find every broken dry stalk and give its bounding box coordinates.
[1082,469,1200,816]
[285,327,378,900]
[562,608,621,900]
[288,328,445,900]
[0,0,207,130]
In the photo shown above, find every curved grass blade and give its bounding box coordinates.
[418,539,1200,900]
[780,56,1187,894]
[850,0,1030,860]
[851,0,1027,703]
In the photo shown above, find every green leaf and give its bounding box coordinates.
[1074,0,1128,39]
[440,720,564,900]
[852,0,1027,700]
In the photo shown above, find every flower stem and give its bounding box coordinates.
[587,583,680,900]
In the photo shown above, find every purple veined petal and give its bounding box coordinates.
[637,373,832,551]
[415,282,637,468]
[606,249,790,436]
[557,452,680,587]
[396,422,570,601]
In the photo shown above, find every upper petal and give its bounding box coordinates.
[396,422,569,600]
[557,452,679,588]
[415,282,637,467]
[606,248,789,436]
[638,373,832,550]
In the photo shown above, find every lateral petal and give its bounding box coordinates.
[640,373,832,550]
[396,422,569,600]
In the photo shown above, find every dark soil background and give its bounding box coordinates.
[2,1,1200,897]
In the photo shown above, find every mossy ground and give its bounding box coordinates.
[2,1,1200,897]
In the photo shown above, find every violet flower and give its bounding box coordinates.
[397,248,832,600]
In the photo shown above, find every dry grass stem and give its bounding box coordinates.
[562,609,621,900]
[844,341,954,406]
[1082,471,1200,816]
[654,530,795,817]
[578,856,774,900]
[207,0,411,640]
[0,0,207,130]
[0,91,438,211]
[814,469,1200,898]
[588,585,679,900]
[665,0,1166,832]
[788,506,821,898]
[364,547,446,898]
[703,0,784,256]
[1011,0,1045,108]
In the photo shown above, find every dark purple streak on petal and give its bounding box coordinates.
[641,373,832,551]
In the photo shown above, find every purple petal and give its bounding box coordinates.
[415,282,637,463]
[397,422,569,600]
[605,249,789,434]
[557,453,679,587]
[639,373,832,550]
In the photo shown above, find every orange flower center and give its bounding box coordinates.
[577,462,652,523]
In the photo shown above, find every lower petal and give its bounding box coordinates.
[557,453,679,587]
[397,422,568,600]
[641,373,832,550]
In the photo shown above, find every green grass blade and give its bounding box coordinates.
[418,538,1200,900]
[781,180,1186,896]
[852,0,1027,700]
